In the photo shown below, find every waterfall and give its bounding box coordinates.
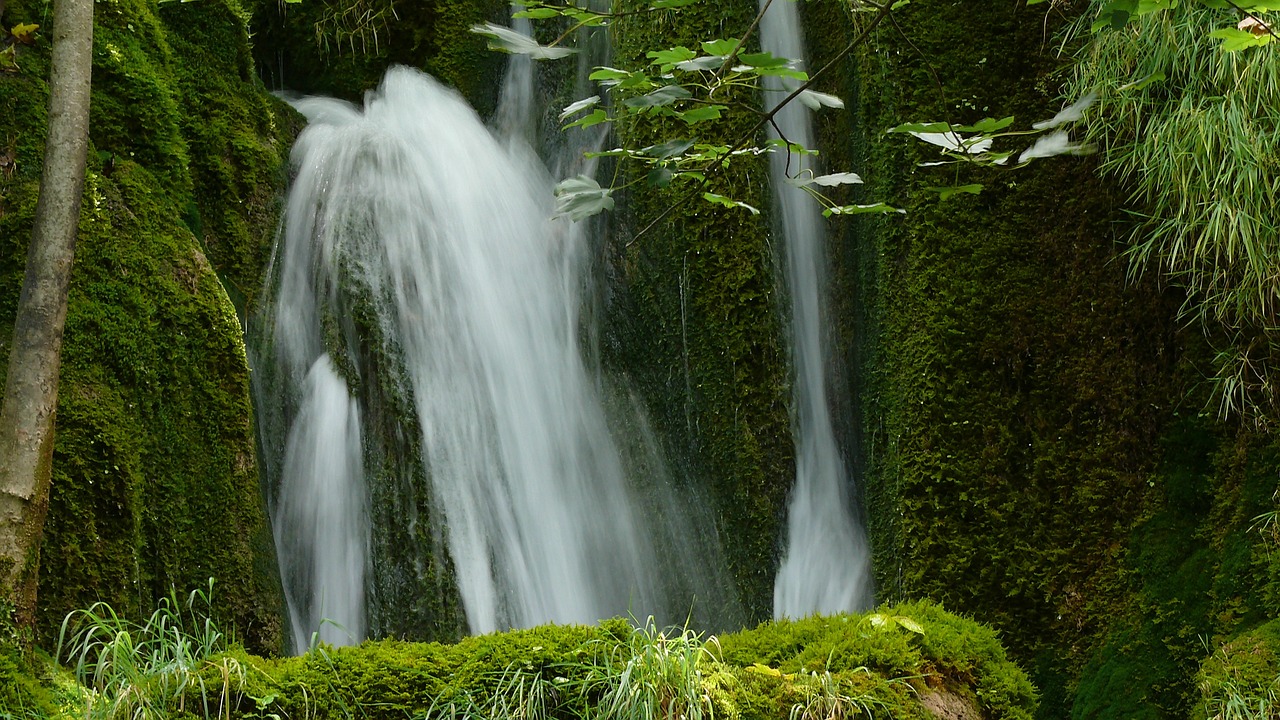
[274,354,368,651]
[255,58,738,648]
[761,0,874,617]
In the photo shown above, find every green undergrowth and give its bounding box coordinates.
[0,0,294,653]
[2,600,1036,719]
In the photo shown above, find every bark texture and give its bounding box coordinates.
[0,0,92,628]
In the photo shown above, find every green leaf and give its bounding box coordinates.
[590,67,652,89]
[701,39,739,56]
[563,108,609,130]
[470,23,576,60]
[927,184,984,201]
[679,105,726,124]
[562,8,607,26]
[650,0,700,7]
[513,7,562,19]
[624,84,692,109]
[823,203,905,217]
[590,67,632,82]
[702,192,760,214]
[888,121,952,134]
[956,116,1016,133]
[1091,0,1138,31]
[647,167,674,188]
[640,139,694,159]
[753,66,808,81]
[648,47,697,67]
[894,617,926,635]
[555,176,614,221]
[1208,27,1271,52]
[737,51,791,68]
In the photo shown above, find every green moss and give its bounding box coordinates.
[165,606,1033,719]
[0,645,59,719]
[0,0,292,654]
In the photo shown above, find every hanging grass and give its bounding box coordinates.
[1067,4,1280,424]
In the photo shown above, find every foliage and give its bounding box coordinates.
[597,0,792,616]
[1066,2,1280,426]
[0,645,62,720]
[56,581,239,720]
[0,599,1038,718]
[471,0,896,225]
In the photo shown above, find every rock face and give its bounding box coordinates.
[848,3,1280,717]
[0,0,297,652]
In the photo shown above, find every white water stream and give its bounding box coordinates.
[260,62,736,649]
[761,0,874,617]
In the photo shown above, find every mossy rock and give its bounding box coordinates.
[0,644,59,719]
[0,0,294,653]
[171,604,1035,720]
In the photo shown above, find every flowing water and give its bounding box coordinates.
[760,0,874,617]
[256,55,738,649]
[255,1,868,644]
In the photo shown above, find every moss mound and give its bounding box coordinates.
[1195,618,1280,719]
[171,604,1034,720]
[0,0,295,653]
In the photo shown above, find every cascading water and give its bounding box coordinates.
[273,355,368,649]
[255,54,739,649]
[761,0,874,617]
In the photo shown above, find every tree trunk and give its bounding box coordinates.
[0,0,93,631]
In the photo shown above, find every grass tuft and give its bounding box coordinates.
[55,579,241,720]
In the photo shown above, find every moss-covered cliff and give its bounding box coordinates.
[0,0,297,653]
[849,2,1280,717]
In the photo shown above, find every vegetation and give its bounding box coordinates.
[1069,3,1280,427]
[2,2,1279,719]
[2,594,1036,720]
[55,582,237,720]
